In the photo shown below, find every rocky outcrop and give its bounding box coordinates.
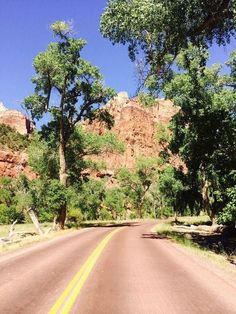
[83,92,180,174]
[0,95,179,180]
[0,102,33,135]
[0,150,35,179]
[0,102,34,178]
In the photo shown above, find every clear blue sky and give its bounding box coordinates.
[0,0,235,114]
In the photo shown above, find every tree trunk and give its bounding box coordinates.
[201,177,215,223]
[59,122,68,186]
[55,205,67,230]
[174,211,178,223]
[28,209,44,235]
[56,107,68,229]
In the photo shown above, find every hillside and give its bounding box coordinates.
[0,102,34,178]
[82,92,179,178]
[0,94,178,179]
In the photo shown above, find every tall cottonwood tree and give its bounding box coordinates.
[164,46,236,222]
[100,0,235,90]
[24,21,115,228]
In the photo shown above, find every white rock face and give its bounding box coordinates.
[114,91,129,105]
[0,102,7,112]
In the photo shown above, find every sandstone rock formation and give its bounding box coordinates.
[0,102,33,135]
[0,95,179,180]
[0,102,34,178]
[83,92,179,175]
[0,150,35,179]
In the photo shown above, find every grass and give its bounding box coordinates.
[0,223,77,254]
[176,215,210,225]
[155,216,236,271]
[0,222,52,238]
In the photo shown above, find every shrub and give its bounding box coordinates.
[67,207,84,227]
[0,204,24,224]
[99,208,113,221]
[0,124,28,151]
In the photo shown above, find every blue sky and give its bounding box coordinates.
[0,0,235,116]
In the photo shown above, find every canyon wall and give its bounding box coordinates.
[0,94,179,180]
[0,102,34,178]
[83,92,179,177]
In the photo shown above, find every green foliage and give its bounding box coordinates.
[14,176,67,223]
[164,46,236,222]
[118,157,161,217]
[51,20,73,38]
[158,166,184,214]
[0,124,28,151]
[103,187,126,219]
[137,92,157,107]
[155,123,171,146]
[24,21,115,226]
[65,126,125,181]
[99,207,113,221]
[101,0,235,90]
[24,21,115,125]
[27,132,59,179]
[0,177,24,224]
[72,126,125,156]
[67,207,84,227]
[218,185,236,225]
[39,179,67,221]
[76,179,106,220]
[0,204,23,224]
[218,172,236,225]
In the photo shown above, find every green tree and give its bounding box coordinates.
[103,187,126,220]
[101,0,235,90]
[164,46,236,222]
[24,21,115,228]
[76,179,106,220]
[158,166,184,220]
[118,157,161,218]
[27,132,58,179]
[0,177,24,224]
[218,171,236,226]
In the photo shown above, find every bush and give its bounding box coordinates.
[218,185,236,225]
[137,92,157,107]
[130,212,137,219]
[67,207,84,227]
[0,124,28,151]
[38,210,55,223]
[0,204,24,224]
[99,208,113,221]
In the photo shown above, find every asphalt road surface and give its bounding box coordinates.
[0,222,235,314]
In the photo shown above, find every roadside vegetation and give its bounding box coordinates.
[156,216,236,268]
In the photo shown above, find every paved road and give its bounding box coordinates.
[0,223,235,314]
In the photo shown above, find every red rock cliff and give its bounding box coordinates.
[0,102,35,178]
[0,102,33,135]
[83,92,179,175]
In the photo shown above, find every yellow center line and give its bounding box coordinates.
[49,227,123,314]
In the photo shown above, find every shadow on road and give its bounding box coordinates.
[141,232,167,240]
[81,222,140,228]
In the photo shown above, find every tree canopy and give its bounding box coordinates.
[164,45,236,222]
[101,0,235,90]
[24,21,115,228]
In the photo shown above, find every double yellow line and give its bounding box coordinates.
[49,227,122,314]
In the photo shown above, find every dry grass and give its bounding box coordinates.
[0,223,77,254]
[155,217,236,272]
[0,223,51,238]
[176,215,210,225]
